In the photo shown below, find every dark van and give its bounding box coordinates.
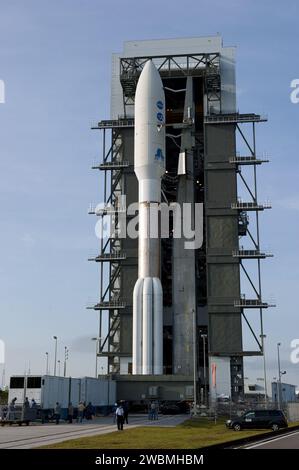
[226,409,288,431]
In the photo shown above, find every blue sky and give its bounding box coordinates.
[0,0,298,389]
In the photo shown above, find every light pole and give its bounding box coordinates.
[260,334,268,404]
[57,360,61,377]
[91,337,101,378]
[53,336,58,376]
[277,342,283,409]
[64,347,69,377]
[201,334,208,406]
[45,352,49,375]
[273,377,278,405]
[192,309,198,414]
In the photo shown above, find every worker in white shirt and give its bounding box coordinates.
[115,404,125,430]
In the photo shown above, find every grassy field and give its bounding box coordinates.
[40,417,277,449]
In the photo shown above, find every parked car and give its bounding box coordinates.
[176,400,191,414]
[226,409,288,432]
[160,400,190,415]
[160,402,181,415]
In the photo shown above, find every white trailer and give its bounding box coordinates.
[80,377,116,406]
[41,376,81,409]
[8,376,42,405]
[8,375,116,410]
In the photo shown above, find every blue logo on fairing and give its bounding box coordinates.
[156,100,163,110]
[155,148,164,161]
[157,112,163,122]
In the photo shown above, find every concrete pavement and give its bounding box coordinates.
[0,414,188,449]
[244,430,299,449]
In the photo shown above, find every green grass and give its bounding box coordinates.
[39,417,282,450]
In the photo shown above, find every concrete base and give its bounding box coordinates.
[114,374,195,402]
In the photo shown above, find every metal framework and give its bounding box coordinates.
[204,113,267,124]
[88,53,222,373]
[120,53,221,115]
[231,117,275,355]
[88,121,131,373]
[90,49,273,377]
[205,113,274,358]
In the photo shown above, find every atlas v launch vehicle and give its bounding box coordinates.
[132,60,165,375]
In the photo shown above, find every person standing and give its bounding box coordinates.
[77,401,85,423]
[23,397,30,420]
[24,397,30,410]
[149,402,157,420]
[67,402,74,424]
[29,398,38,421]
[7,397,17,420]
[112,402,118,423]
[115,404,124,430]
[154,401,159,420]
[148,402,152,420]
[31,399,37,409]
[54,402,61,425]
[85,402,94,420]
[10,397,17,406]
[123,401,129,424]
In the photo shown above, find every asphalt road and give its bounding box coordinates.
[244,430,299,449]
[0,414,188,449]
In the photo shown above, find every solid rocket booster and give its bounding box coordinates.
[132,60,165,375]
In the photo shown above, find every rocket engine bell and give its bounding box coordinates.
[132,60,165,375]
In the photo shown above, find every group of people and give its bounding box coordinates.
[53,400,95,424]
[5,397,37,420]
[148,401,159,420]
[9,397,37,410]
[53,400,130,429]
[23,397,38,409]
[54,400,131,430]
[5,398,162,430]
[76,401,95,423]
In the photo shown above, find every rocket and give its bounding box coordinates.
[132,61,165,375]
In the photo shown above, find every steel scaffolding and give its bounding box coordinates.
[89,52,272,379]
[88,120,131,373]
[89,53,222,374]
[205,113,275,357]
[119,52,221,116]
[232,117,275,355]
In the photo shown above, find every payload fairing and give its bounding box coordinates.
[132,61,165,375]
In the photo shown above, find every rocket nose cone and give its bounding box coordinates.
[136,60,163,93]
[142,59,157,75]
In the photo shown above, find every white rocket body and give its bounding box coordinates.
[133,61,165,375]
